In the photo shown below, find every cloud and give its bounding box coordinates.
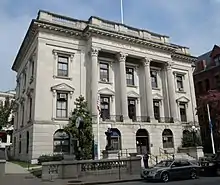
[0,0,220,90]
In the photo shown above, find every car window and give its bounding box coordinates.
[181,160,190,166]
[172,161,182,167]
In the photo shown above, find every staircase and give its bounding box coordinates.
[174,153,196,162]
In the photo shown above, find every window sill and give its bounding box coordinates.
[176,90,186,94]
[53,75,72,80]
[127,84,137,88]
[53,117,69,121]
[152,87,160,90]
[99,81,112,85]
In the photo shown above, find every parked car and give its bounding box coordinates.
[141,159,201,182]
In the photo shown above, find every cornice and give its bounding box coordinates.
[85,25,176,53]
[171,53,197,63]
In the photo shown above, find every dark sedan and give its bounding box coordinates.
[141,159,201,182]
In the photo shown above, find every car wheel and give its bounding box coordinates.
[161,172,169,183]
[190,170,197,179]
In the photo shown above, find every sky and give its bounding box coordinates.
[0,0,220,91]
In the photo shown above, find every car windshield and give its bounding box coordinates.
[155,160,173,167]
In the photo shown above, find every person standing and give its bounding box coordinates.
[143,152,149,168]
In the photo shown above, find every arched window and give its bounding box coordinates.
[53,130,70,154]
[162,129,174,148]
[110,128,121,150]
[136,129,150,154]
[26,131,29,154]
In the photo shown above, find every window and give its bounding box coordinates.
[100,96,110,120]
[205,79,210,91]
[151,71,158,88]
[56,93,68,118]
[197,81,203,93]
[126,67,134,85]
[128,98,136,121]
[176,75,184,91]
[153,100,160,120]
[26,131,29,154]
[0,131,7,143]
[57,56,68,77]
[215,75,220,89]
[110,129,121,150]
[29,97,32,121]
[179,103,187,122]
[19,134,21,154]
[21,104,25,127]
[214,55,220,65]
[23,73,26,90]
[180,160,190,166]
[99,63,109,82]
[53,130,70,154]
[162,129,174,148]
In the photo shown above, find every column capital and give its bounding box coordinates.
[91,47,100,57]
[143,57,152,66]
[117,52,128,62]
[166,61,174,70]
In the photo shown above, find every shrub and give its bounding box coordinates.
[38,154,64,164]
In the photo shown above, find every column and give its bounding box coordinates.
[117,52,129,121]
[91,47,100,117]
[143,58,154,119]
[166,62,178,121]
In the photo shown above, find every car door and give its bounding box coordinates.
[180,160,191,178]
[169,160,183,179]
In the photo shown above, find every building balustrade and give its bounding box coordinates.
[157,117,174,123]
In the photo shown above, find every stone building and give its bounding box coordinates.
[12,10,198,163]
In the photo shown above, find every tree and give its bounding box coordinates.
[65,95,93,160]
[0,96,14,130]
[197,90,220,150]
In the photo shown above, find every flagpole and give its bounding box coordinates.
[120,0,124,24]
[207,104,216,154]
[97,95,101,160]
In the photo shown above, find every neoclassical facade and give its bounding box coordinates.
[12,10,199,163]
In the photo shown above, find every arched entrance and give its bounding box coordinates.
[136,129,150,154]
[53,129,70,154]
[162,129,174,148]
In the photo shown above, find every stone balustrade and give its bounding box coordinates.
[41,156,141,181]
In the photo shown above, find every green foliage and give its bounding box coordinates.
[182,131,202,147]
[0,96,14,130]
[65,95,93,160]
[38,154,64,164]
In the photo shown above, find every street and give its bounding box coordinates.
[100,177,220,185]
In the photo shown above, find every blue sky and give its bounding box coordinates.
[0,0,220,91]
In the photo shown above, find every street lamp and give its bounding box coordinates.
[192,125,198,147]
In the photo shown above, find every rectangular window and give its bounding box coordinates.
[21,104,25,127]
[23,73,26,89]
[56,93,68,118]
[176,75,184,91]
[128,98,136,121]
[29,97,32,121]
[151,71,158,88]
[126,67,134,85]
[99,63,109,82]
[179,103,187,122]
[57,56,68,77]
[205,79,210,91]
[31,61,34,77]
[100,96,110,120]
[153,100,160,120]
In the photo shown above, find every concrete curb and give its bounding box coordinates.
[68,178,142,185]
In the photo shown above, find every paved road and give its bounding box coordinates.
[101,177,220,185]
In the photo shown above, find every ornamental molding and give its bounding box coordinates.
[127,90,139,98]
[152,93,163,100]
[51,83,75,93]
[98,87,115,96]
[176,96,190,103]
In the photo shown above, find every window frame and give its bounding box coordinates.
[100,95,110,120]
[99,62,109,82]
[56,92,68,118]
[126,67,135,86]
[176,74,184,91]
[179,102,187,122]
[128,98,137,120]
[151,70,158,88]
[57,55,69,77]
[153,100,160,120]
